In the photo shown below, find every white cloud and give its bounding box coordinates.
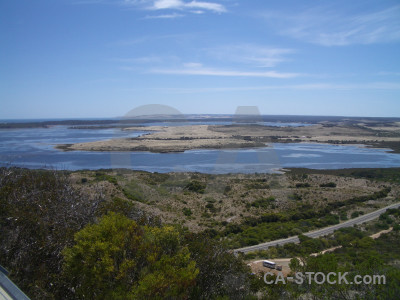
[262,5,400,46]
[184,1,226,13]
[151,0,226,13]
[126,0,226,14]
[77,0,227,14]
[148,64,300,78]
[153,0,182,10]
[116,44,297,78]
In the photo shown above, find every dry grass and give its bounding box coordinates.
[70,169,400,232]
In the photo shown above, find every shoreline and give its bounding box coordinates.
[2,164,400,177]
[56,140,400,154]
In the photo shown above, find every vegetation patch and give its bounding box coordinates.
[122,180,146,203]
[185,180,206,194]
[320,182,337,187]
[251,196,276,209]
[182,207,193,216]
[295,182,311,188]
[94,171,118,185]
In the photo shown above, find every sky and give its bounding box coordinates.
[1,0,400,119]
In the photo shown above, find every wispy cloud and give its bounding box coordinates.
[111,33,193,46]
[287,82,400,90]
[377,71,400,76]
[75,0,227,15]
[148,63,300,78]
[115,43,298,77]
[134,82,400,94]
[184,1,226,13]
[112,56,164,63]
[262,5,400,46]
[206,44,294,68]
[143,12,184,19]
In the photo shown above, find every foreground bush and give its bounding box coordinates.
[63,213,198,299]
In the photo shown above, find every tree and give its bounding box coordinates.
[63,213,198,299]
[185,233,252,299]
[0,168,104,299]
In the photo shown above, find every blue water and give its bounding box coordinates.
[0,118,314,128]
[0,126,400,173]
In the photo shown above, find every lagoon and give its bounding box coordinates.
[1,126,400,173]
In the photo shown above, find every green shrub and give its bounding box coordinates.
[94,172,118,185]
[186,181,206,194]
[320,182,337,188]
[122,180,146,203]
[205,203,217,213]
[295,183,311,188]
[340,213,348,220]
[288,193,302,201]
[251,196,275,208]
[183,208,193,216]
[63,213,198,299]
[205,197,216,203]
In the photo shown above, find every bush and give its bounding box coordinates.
[320,182,336,188]
[205,203,216,212]
[122,181,146,203]
[186,181,206,194]
[296,183,311,188]
[288,193,302,201]
[205,197,216,203]
[94,172,118,185]
[63,213,198,299]
[183,207,193,216]
[340,212,348,221]
[251,196,275,208]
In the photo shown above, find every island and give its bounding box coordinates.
[56,119,400,153]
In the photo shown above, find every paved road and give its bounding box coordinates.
[234,201,400,254]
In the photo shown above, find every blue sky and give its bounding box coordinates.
[1,0,400,118]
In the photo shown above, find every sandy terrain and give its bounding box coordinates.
[57,123,400,153]
[369,227,393,239]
